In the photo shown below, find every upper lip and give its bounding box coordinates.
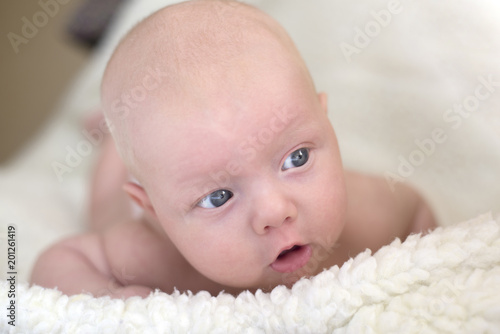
[274,243,304,261]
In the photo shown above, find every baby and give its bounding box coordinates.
[31,0,436,298]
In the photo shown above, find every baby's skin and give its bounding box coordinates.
[31,0,436,298]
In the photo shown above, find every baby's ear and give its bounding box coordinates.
[122,182,157,219]
[318,92,328,114]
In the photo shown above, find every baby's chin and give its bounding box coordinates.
[217,242,342,292]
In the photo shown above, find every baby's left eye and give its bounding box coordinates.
[197,189,233,209]
[282,148,309,170]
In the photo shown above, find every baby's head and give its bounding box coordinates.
[101,0,347,291]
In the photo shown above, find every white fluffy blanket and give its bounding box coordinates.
[1,0,500,332]
[1,216,500,333]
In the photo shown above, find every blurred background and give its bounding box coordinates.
[0,0,98,164]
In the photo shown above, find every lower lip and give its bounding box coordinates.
[270,245,312,273]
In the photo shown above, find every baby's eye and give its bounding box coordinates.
[282,148,309,170]
[197,189,233,209]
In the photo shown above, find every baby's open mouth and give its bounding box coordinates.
[278,245,301,258]
[270,244,312,273]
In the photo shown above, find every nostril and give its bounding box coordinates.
[283,215,292,223]
[253,197,296,234]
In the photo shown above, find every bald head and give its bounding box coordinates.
[101,0,314,180]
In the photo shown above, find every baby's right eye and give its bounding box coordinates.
[197,189,233,209]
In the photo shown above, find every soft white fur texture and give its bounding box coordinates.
[1,216,500,333]
[0,0,499,332]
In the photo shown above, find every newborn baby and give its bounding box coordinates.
[31,0,436,298]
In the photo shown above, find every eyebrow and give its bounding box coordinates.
[174,109,318,200]
[173,152,236,199]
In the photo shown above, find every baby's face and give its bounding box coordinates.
[135,63,347,290]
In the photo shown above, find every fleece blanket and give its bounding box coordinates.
[1,0,499,332]
[1,215,500,333]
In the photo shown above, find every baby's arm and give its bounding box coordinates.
[30,234,153,298]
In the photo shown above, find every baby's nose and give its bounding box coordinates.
[250,184,297,235]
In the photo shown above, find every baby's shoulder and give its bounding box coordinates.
[344,170,421,209]
[101,218,177,287]
[102,217,163,253]
[342,170,435,253]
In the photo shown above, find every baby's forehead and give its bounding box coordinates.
[101,0,317,183]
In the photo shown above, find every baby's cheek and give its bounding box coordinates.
[188,237,240,271]
[313,168,347,236]
[195,254,259,287]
